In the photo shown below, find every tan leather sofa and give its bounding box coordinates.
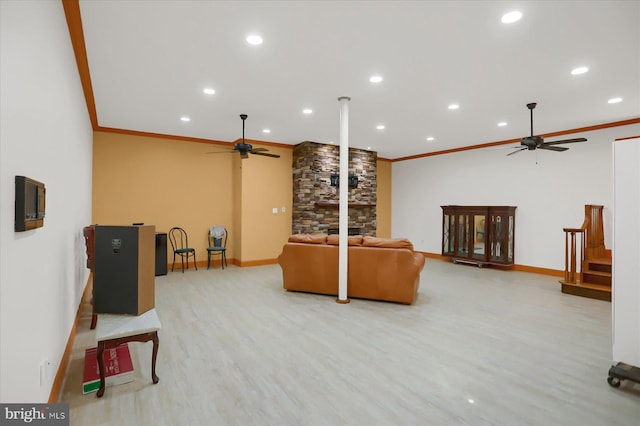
[278,234,425,304]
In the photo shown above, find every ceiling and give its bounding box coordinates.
[77,1,640,159]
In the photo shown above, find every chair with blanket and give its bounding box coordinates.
[207,226,228,270]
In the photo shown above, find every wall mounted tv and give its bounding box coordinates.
[15,176,46,232]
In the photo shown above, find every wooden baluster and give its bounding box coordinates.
[563,228,582,284]
[580,229,585,283]
[565,230,570,283]
[570,231,576,283]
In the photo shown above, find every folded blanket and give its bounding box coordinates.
[210,225,225,239]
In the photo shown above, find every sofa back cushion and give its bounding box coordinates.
[362,236,414,251]
[326,235,363,246]
[288,234,327,244]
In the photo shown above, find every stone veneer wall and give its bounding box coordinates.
[292,141,377,236]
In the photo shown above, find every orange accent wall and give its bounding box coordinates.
[92,131,294,264]
[376,160,392,237]
[237,144,293,262]
[92,131,235,261]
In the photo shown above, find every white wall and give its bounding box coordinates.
[392,124,640,271]
[612,137,640,366]
[0,1,92,402]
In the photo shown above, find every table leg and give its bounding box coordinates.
[95,331,160,397]
[151,331,160,384]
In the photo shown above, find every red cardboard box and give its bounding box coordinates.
[82,343,134,394]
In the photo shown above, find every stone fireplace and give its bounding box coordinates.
[292,141,377,236]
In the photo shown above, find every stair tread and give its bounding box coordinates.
[583,269,612,276]
[589,257,612,265]
[562,281,611,291]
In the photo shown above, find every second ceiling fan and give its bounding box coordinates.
[507,102,587,156]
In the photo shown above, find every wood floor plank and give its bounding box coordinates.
[61,260,640,425]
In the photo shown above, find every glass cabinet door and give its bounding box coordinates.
[489,210,516,264]
[489,214,503,262]
[472,214,486,260]
[442,213,455,255]
[456,214,470,257]
[507,214,514,263]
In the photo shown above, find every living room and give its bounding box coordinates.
[1,1,639,424]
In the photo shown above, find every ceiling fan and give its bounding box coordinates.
[507,102,587,156]
[208,114,280,159]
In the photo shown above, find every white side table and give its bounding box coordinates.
[94,308,161,397]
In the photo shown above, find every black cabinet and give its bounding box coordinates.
[155,233,168,276]
[94,225,155,315]
[441,206,516,267]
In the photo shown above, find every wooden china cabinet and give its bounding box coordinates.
[441,206,517,267]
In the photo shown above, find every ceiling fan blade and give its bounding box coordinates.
[488,145,521,150]
[251,151,280,158]
[538,145,569,152]
[506,147,527,156]
[250,147,268,152]
[543,137,587,146]
[206,149,234,154]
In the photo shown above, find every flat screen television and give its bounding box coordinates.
[15,176,45,232]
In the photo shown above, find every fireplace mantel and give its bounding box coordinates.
[315,201,376,207]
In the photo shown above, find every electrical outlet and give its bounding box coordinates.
[281,206,286,213]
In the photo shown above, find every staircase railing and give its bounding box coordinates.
[563,226,586,284]
[562,205,605,284]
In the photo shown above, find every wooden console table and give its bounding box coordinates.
[94,308,161,397]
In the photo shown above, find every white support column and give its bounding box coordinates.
[337,96,351,304]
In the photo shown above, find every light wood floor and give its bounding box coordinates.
[61,260,640,425]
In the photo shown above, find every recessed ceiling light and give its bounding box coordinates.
[369,75,383,83]
[571,66,589,75]
[366,146,372,150]
[498,122,507,127]
[426,137,435,141]
[328,141,335,144]
[501,11,522,24]
[262,129,271,133]
[180,116,191,122]
[303,108,313,114]
[246,35,263,45]
[376,125,385,130]
[448,104,459,110]
[203,88,215,95]
[608,97,623,104]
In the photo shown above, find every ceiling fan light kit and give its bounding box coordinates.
[507,102,587,156]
